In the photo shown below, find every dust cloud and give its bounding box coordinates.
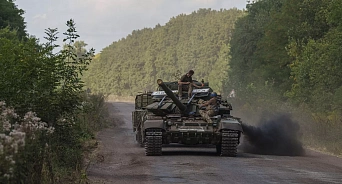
[241,113,305,156]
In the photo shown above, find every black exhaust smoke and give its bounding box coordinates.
[241,113,305,156]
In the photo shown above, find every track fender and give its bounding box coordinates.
[144,120,165,130]
[219,118,243,132]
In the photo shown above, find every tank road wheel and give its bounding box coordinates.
[145,128,163,156]
[219,130,239,157]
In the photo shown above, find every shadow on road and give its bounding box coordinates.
[161,150,259,158]
[161,150,219,156]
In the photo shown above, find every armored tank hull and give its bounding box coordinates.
[132,79,243,156]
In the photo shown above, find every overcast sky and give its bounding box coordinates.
[15,0,246,53]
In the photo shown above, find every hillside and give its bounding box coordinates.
[83,8,245,96]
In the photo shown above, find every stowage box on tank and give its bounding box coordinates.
[132,79,243,156]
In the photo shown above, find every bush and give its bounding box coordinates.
[0,102,54,184]
[0,19,112,183]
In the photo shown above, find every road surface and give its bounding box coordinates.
[87,102,342,184]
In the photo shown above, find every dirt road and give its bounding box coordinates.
[87,102,342,184]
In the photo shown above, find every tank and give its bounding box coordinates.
[132,79,243,156]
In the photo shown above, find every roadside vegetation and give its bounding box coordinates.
[228,0,342,155]
[0,0,111,183]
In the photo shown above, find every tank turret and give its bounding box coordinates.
[157,79,187,112]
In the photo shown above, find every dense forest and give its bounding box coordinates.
[83,8,245,96]
[84,0,342,154]
[230,0,342,154]
[229,0,342,113]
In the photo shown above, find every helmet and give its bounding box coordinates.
[210,92,217,97]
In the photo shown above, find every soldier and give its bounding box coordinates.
[198,92,219,124]
[178,70,202,99]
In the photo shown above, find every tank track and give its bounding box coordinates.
[220,129,239,157]
[145,128,162,156]
[136,130,144,147]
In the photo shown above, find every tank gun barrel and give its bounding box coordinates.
[157,79,187,112]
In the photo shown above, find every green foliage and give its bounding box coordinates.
[288,21,342,112]
[0,16,110,183]
[48,92,110,183]
[333,86,342,111]
[208,44,231,93]
[0,0,27,39]
[230,0,333,97]
[0,31,50,115]
[229,0,342,155]
[0,19,95,122]
[83,8,245,95]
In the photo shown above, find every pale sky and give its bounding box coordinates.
[15,0,247,53]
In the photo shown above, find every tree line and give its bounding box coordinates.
[228,0,342,154]
[83,8,245,96]
[229,0,342,113]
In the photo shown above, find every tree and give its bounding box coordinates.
[0,0,27,39]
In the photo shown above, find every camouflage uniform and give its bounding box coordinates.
[178,73,193,98]
[198,97,218,124]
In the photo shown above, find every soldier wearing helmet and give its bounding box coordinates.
[198,92,219,124]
